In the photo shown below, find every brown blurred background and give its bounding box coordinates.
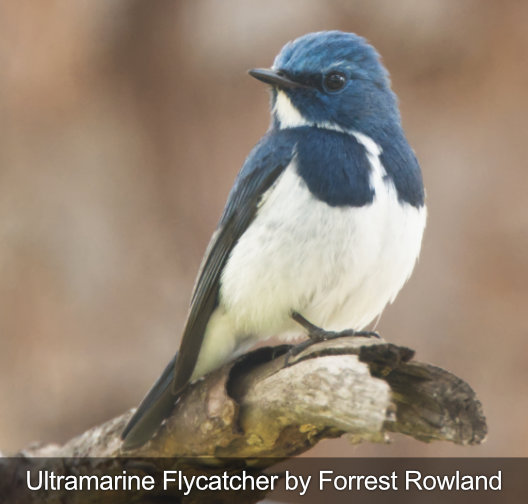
[0,0,527,456]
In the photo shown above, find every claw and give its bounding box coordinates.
[290,311,381,346]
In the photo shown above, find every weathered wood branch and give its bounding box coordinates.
[3,337,487,503]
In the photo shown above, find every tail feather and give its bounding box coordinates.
[121,355,178,449]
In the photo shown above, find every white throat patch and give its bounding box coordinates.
[273,91,386,181]
[273,91,310,128]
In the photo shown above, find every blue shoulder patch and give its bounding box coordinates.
[294,126,374,207]
[378,128,425,208]
[221,128,296,223]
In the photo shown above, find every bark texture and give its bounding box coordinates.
[2,337,487,503]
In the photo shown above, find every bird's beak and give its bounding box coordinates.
[248,68,307,89]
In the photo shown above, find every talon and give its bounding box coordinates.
[352,330,380,339]
[291,311,381,342]
[284,339,316,366]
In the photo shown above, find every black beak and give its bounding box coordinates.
[248,68,307,89]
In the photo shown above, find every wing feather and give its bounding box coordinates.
[172,130,295,391]
[121,129,296,447]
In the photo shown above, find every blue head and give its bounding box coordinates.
[249,31,400,136]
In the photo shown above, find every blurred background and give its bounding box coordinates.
[0,0,526,456]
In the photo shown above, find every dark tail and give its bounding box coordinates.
[121,354,178,449]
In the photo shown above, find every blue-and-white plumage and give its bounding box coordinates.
[122,31,426,448]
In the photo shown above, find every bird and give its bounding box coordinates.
[121,30,426,449]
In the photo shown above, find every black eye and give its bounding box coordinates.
[323,71,347,92]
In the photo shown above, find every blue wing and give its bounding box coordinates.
[121,129,296,448]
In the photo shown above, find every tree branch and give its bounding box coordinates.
[4,337,487,503]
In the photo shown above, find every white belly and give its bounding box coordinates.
[222,160,425,330]
[192,154,426,379]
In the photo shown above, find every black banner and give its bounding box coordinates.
[0,457,523,503]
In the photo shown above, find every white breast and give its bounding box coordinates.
[221,141,425,330]
[191,133,426,380]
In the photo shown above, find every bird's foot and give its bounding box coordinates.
[286,311,380,362]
